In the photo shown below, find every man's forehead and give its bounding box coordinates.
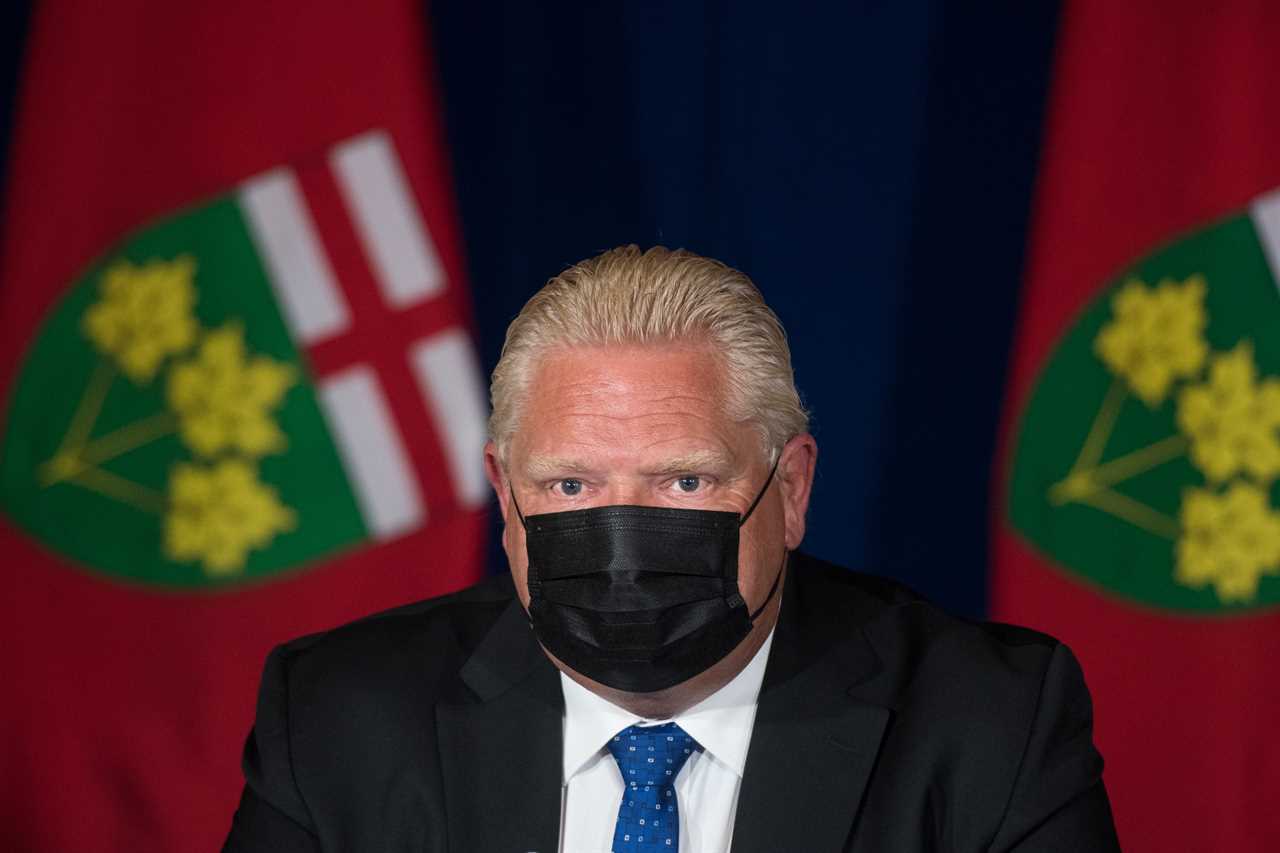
[530,342,725,392]
[517,345,729,423]
[507,344,759,475]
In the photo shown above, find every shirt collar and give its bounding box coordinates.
[560,627,775,783]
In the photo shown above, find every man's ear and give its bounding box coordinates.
[777,433,818,550]
[484,440,511,522]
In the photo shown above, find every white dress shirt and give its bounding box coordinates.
[557,629,775,853]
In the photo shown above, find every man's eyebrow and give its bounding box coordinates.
[644,449,736,476]
[521,450,739,480]
[522,455,598,480]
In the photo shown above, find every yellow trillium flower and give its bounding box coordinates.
[164,459,296,575]
[82,255,199,384]
[1177,342,1280,483]
[1094,275,1208,407]
[1177,481,1280,603]
[168,323,295,458]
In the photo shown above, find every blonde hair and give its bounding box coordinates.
[489,245,809,461]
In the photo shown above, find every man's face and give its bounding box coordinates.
[484,342,816,704]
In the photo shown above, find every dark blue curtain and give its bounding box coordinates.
[431,1,1059,616]
[0,1,1059,618]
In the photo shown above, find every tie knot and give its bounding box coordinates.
[607,722,702,787]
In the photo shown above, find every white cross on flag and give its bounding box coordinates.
[3,128,490,586]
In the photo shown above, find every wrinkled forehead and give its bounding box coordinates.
[521,342,732,414]
[508,343,752,470]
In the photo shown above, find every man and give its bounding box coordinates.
[223,246,1120,852]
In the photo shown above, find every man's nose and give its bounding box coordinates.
[601,478,650,507]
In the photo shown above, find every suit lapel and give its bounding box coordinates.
[731,556,893,853]
[436,599,565,853]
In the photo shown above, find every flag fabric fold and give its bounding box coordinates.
[0,4,488,850]
[994,3,1280,850]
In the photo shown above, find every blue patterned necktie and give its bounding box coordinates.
[606,722,703,852]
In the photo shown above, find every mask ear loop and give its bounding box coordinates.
[748,552,787,621]
[510,487,539,622]
[739,450,787,621]
[509,486,528,530]
[738,450,782,527]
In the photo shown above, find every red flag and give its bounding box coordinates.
[995,3,1280,850]
[0,3,487,850]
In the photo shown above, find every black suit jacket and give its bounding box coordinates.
[223,553,1120,852]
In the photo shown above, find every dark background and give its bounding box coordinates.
[0,1,1060,619]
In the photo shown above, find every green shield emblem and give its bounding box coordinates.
[1009,196,1280,613]
[0,197,366,588]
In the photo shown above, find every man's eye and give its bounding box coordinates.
[557,479,583,496]
[675,476,701,493]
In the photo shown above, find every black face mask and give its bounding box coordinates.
[511,458,784,693]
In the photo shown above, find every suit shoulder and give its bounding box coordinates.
[790,566,1111,845]
[793,551,1060,656]
[268,573,516,693]
[790,551,928,608]
[791,551,1067,712]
